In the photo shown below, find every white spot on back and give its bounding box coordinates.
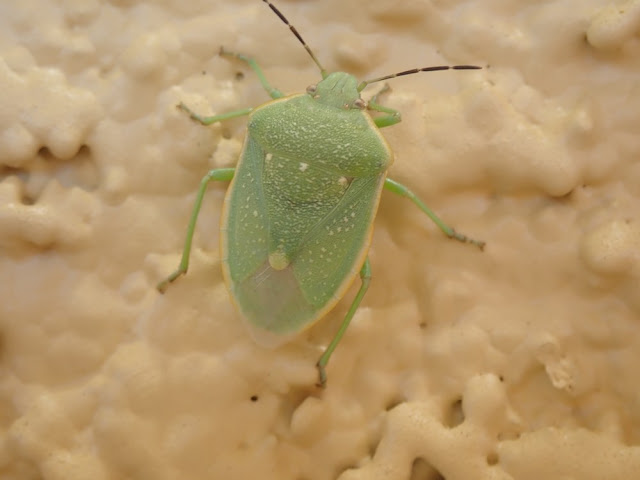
[299,162,309,172]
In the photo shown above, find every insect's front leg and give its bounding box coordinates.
[157,168,235,293]
[368,84,401,128]
[316,258,372,388]
[178,46,286,126]
[220,47,284,100]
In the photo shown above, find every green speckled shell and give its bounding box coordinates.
[220,92,393,342]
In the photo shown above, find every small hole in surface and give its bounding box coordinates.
[235,71,245,81]
[446,398,465,428]
[385,395,404,411]
[410,458,444,480]
[250,395,259,402]
[487,452,499,465]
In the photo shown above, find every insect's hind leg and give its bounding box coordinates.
[384,178,485,249]
[220,47,284,99]
[157,167,236,293]
[316,258,372,388]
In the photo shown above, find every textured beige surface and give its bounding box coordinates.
[1,0,640,479]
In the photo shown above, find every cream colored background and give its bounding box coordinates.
[1,0,640,479]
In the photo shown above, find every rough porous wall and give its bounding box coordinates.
[1,1,639,479]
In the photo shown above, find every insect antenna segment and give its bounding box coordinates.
[358,65,482,91]
[261,0,328,78]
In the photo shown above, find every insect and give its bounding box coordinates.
[157,0,485,387]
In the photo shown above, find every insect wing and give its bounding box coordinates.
[221,135,385,345]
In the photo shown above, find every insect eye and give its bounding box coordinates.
[353,98,366,110]
[306,84,318,96]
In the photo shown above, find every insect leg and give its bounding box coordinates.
[316,258,372,388]
[178,102,253,126]
[220,47,285,99]
[157,168,236,293]
[368,85,401,128]
[384,178,485,249]
[177,45,288,125]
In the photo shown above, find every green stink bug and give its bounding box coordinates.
[158,0,485,387]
